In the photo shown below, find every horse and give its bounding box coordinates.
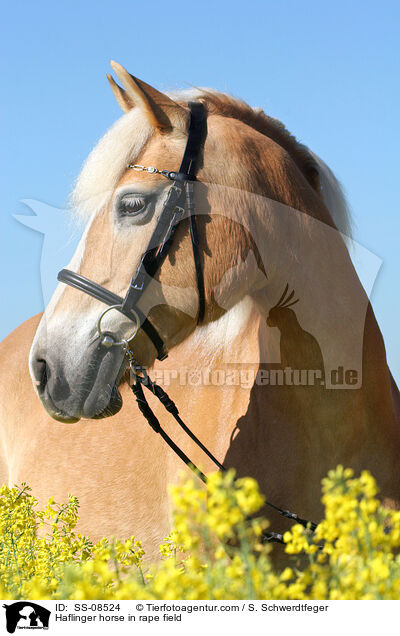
[1,61,399,564]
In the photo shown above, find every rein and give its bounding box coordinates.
[128,353,317,545]
[128,354,317,544]
[57,101,318,545]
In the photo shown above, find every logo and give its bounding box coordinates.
[2,603,50,633]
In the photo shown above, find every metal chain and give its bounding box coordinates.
[128,164,177,181]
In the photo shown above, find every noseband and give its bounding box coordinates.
[58,101,207,359]
[56,101,318,544]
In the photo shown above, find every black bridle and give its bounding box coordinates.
[57,101,317,544]
[58,101,207,360]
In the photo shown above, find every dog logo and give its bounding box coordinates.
[3,602,50,633]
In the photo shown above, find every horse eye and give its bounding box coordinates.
[119,195,147,217]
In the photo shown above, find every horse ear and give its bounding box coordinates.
[109,61,187,131]
[107,74,135,112]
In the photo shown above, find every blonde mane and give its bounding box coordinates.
[71,87,351,236]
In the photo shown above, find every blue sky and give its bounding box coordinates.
[1,0,399,383]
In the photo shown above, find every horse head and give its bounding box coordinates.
[30,62,292,422]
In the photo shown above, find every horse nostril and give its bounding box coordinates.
[34,358,49,392]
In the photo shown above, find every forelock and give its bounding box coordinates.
[70,107,153,222]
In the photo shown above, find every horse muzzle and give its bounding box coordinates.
[31,338,127,422]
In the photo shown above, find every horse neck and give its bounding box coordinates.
[154,294,400,504]
[150,298,262,468]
